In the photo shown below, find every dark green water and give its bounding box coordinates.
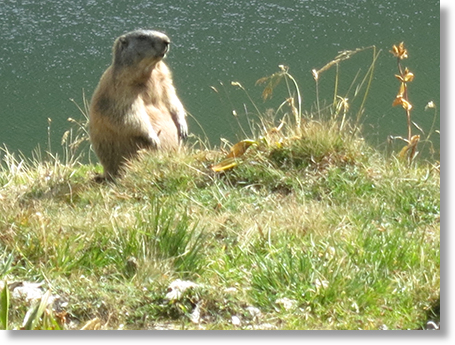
[0,0,439,157]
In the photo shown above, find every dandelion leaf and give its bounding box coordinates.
[211,158,238,172]
[227,139,256,158]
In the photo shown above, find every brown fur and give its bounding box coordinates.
[89,30,188,180]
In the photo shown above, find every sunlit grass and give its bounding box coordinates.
[0,44,439,330]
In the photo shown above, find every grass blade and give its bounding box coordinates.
[0,252,14,279]
[22,290,51,330]
[0,282,10,330]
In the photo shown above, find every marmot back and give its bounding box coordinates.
[89,29,188,180]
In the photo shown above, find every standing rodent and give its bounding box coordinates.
[89,29,188,180]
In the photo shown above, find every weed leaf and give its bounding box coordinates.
[256,72,284,101]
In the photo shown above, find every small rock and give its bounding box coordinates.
[246,306,262,320]
[165,279,199,300]
[275,297,297,311]
[11,282,45,301]
[231,315,241,326]
[190,302,201,324]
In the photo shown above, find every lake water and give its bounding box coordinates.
[0,0,440,158]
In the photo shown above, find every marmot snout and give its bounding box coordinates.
[89,29,188,180]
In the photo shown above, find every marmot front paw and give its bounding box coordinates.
[178,120,188,141]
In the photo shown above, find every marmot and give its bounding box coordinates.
[89,29,188,180]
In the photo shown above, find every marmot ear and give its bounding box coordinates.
[119,36,128,50]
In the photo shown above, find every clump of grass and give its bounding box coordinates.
[131,198,207,278]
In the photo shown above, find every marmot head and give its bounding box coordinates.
[113,29,170,68]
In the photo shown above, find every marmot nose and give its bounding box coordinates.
[162,39,170,54]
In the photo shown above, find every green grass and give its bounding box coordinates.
[0,52,439,329]
[0,114,439,330]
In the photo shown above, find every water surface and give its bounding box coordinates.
[0,0,440,157]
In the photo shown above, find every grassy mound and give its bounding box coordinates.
[0,113,439,330]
